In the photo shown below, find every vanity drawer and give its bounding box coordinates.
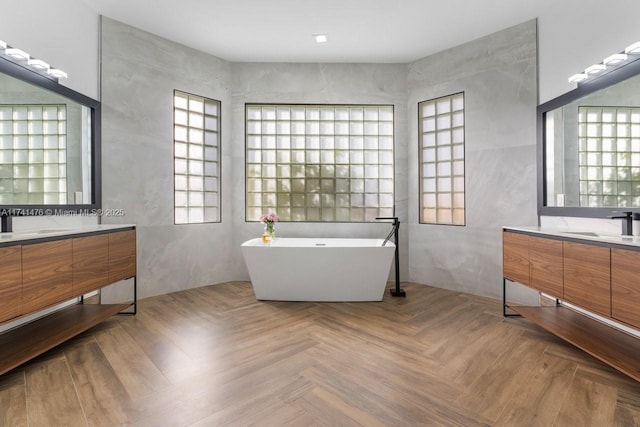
[611,248,640,329]
[22,240,73,313]
[73,234,110,295]
[563,241,610,317]
[109,230,136,283]
[503,231,530,286]
[530,236,563,299]
[0,246,23,323]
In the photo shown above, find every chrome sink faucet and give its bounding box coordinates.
[609,211,637,236]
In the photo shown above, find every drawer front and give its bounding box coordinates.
[563,241,610,317]
[109,230,136,283]
[0,246,22,323]
[611,248,640,329]
[530,236,563,299]
[22,240,73,313]
[73,234,110,296]
[503,231,530,286]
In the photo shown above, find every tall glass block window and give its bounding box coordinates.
[578,106,640,207]
[174,91,221,224]
[419,93,465,225]
[245,104,395,222]
[0,104,67,204]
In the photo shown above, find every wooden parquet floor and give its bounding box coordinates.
[1,282,640,426]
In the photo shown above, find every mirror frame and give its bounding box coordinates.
[0,55,101,215]
[538,56,640,218]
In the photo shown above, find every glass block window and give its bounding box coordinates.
[0,105,67,204]
[578,106,640,207]
[419,93,465,225]
[174,91,221,224]
[245,104,395,222]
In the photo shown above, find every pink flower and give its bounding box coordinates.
[260,212,279,224]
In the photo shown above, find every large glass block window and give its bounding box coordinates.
[245,104,395,222]
[419,93,465,225]
[578,107,640,207]
[174,91,220,224]
[0,105,67,204]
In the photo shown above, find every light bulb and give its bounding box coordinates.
[568,73,588,84]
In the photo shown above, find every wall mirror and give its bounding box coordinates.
[538,58,640,217]
[0,55,100,215]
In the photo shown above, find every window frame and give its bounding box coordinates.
[173,89,222,225]
[244,103,396,223]
[418,92,466,226]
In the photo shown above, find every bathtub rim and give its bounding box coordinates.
[241,237,396,248]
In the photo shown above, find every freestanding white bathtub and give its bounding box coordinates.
[241,238,395,302]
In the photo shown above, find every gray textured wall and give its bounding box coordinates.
[101,17,539,301]
[407,20,539,301]
[101,17,234,299]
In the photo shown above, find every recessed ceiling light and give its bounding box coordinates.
[0,40,6,49]
[313,34,328,44]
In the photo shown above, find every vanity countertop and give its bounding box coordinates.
[503,225,640,248]
[0,224,136,244]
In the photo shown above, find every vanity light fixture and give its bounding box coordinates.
[603,53,628,65]
[1,39,68,80]
[624,41,640,54]
[568,73,588,84]
[313,34,328,43]
[27,58,49,71]
[47,68,67,79]
[569,42,640,85]
[5,48,30,61]
[585,63,606,75]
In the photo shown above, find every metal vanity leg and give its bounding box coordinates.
[132,276,137,315]
[503,277,521,318]
[118,276,137,316]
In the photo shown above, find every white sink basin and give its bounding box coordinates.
[562,231,602,237]
[560,231,633,240]
[31,229,71,234]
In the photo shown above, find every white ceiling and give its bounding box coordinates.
[82,0,560,63]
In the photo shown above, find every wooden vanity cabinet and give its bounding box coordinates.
[503,231,530,286]
[563,241,611,317]
[529,236,563,299]
[503,228,640,382]
[0,246,23,323]
[0,226,136,377]
[22,240,73,314]
[611,248,640,329]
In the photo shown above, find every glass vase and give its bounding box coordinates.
[262,224,275,243]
